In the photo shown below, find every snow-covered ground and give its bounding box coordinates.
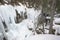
[25,34,60,40]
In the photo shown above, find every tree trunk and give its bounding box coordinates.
[49,0,56,34]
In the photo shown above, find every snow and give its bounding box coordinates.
[0,4,16,29]
[15,19,35,40]
[26,8,41,21]
[0,4,38,40]
[0,33,3,40]
[25,34,60,40]
[53,16,60,34]
[6,30,19,40]
[0,15,7,40]
[14,3,26,16]
[46,16,51,19]
[53,25,60,34]
[26,8,41,29]
[53,19,60,24]
[0,4,17,40]
[0,3,60,40]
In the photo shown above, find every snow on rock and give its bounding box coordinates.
[6,30,19,40]
[26,8,41,21]
[0,4,32,40]
[0,4,16,29]
[0,4,18,40]
[0,17,5,37]
[26,8,41,28]
[26,19,34,29]
[1,3,58,40]
[14,3,26,16]
[14,5,42,40]
[15,19,35,40]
